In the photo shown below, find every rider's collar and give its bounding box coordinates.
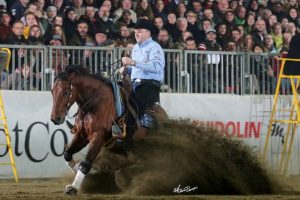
[138,37,152,48]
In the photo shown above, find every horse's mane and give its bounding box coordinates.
[55,65,111,85]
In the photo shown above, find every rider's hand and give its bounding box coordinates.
[121,57,135,66]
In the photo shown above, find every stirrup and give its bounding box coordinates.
[112,124,122,138]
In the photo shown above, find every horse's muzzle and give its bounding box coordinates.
[51,116,65,125]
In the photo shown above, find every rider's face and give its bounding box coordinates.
[135,28,151,44]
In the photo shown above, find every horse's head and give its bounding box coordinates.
[51,71,78,125]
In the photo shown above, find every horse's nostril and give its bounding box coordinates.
[57,117,61,122]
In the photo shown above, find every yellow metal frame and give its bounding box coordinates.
[263,58,300,175]
[0,48,11,71]
[0,48,18,182]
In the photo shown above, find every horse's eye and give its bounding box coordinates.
[63,91,69,96]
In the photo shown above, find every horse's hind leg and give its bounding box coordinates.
[64,133,88,174]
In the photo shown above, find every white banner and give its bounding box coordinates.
[0,91,298,178]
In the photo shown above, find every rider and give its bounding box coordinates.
[120,19,165,140]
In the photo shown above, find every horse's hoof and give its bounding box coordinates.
[65,185,77,195]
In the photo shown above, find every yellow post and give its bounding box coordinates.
[263,58,300,175]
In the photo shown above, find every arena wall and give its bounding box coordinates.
[0,91,298,178]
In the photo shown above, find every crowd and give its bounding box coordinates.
[0,0,299,53]
[0,0,299,93]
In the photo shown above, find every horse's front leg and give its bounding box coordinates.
[66,131,106,195]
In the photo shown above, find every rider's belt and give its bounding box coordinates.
[132,79,161,87]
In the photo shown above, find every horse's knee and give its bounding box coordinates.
[64,151,73,162]
[78,160,92,174]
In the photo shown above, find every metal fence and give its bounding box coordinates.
[0,45,283,94]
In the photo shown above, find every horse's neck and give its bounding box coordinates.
[72,76,108,106]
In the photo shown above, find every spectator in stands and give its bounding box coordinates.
[281,17,289,32]
[176,2,187,18]
[46,6,57,22]
[157,28,174,49]
[252,19,266,47]
[287,8,298,24]
[49,35,67,74]
[175,30,193,49]
[229,0,238,11]
[94,27,114,47]
[80,5,97,35]
[216,22,229,49]
[231,28,242,50]
[5,21,27,44]
[261,8,272,22]
[52,0,65,15]
[117,9,135,31]
[190,0,203,23]
[114,0,137,23]
[266,14,277,33]
[2,60,33,90]
[281,31,292,50]
[35,0,47,18]
[201,18,213,34]
[83,0,101,8]
[186,10,204,44]
[96,4,116,39]
[174,17,188,42]
[114,24,135,47]
[0,10,12,43]
[235,5,246,26]
[214,0,229,24]
[164,12,177,42]
[67,20,94,46]
[63,7,77,39]
[263,34,277,53]
[153,0,167,22]
[271,1,286,22]
[28,24,44,44]
[135,0,153,21]
[51,24,66,45]
[44,15,63,43]
[23,12,38,39]
[287,21,297,36]
[224,9,236,30]
[241,34,254,52]
[20,2,38,25]
[272,22,283,50]
[198,27,222,51]
[10,0,30,21]
[153,16,164,30]
[203,8,215,27]
[244,13,255,35]
[71,0,85,20]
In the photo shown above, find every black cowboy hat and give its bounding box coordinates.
[135,19,159,36]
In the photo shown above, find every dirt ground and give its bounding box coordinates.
[0,176,300,200]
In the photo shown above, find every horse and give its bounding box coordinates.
[50,65,167,195]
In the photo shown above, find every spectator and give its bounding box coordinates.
[51,25,66,45]
[214,0,229,24]
[186,10,204,44]
[44,15,63,43]
[94,27,114,47]
[20,2,38,25]
[272,22,283,50]
[114,0,137,23]
[231,28,242,50]
[80,5,97,35]
[0,10,13,43]
[176,2,187,18]
[225,9,236,30]
[49,35,67,74]
[203,8,214,27]
[95,4,116,39]
[284,0,298,10]
[164,12,177,42]
[216,22,229,49]
[23,12,38,39]
[281,17,289,32]
[190,0,203,23]
[67,20,94,46]
[71,0,85,20]
[261,8,272,22]
[28,24,44,44]
[266,14,277,33]
[153,0,167,22]
[281,31,292,50]
[247,0,259,14]
[252,19,266,47]
[287,21,297,36]
[236,24,245,37]
[10,0,30,21]
[35,0,47,19]
[283,32,300,75]
[287,8,298,24]
[263,34,277,53]
[235,5,246,25]
[153,15,164,30]
[229,0,238,11]
[241,34,254,52]
[201,18,213,33]
[116,9,135,31]
[184,36,197,50]
[175,30,193,49]
[46,6,57,22]
[244,13,255,34]
[198,27,222,51]
[83,0,101,8]
[63,7,77,39]
[271,2,286,22]
[114,24,135,47]
[135,0,154,21]
[5,21,27,44]
[157,28,174,49]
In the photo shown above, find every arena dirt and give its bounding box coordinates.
[1,120,300,199]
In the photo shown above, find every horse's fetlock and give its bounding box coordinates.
[64,151,73,162]
[78,160,91,174]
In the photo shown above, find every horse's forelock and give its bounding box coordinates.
[65,65,89,76]
[55,72,69,82]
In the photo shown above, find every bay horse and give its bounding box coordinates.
[50,65,167,195]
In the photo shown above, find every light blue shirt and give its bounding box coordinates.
[129,37,165,82]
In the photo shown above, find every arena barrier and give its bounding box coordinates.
[0,91,299,178]
[0,45,280,94]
